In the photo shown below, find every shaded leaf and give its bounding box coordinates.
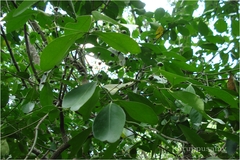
[177,26,189,36]
[62,82,97,111]
[117,101,158,125]
[214,19,227,33]
[102,140,119,159]
[200,43,218,51]
[40,82,53,107]
[93,103,126,143]
[155,8,165,21]
[198,20,209,36]
[40,33,84,71]
[159,69,189,85]
[22,102,35,113]
[226,139,238,155]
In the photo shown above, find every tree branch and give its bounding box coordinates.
[24,113,49,160]
[50,142,70,159]
[24,24,40,83]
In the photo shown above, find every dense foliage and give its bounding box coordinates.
[1,0,239,159]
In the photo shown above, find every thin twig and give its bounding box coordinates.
[24,24,40,83]
[24,113,49,160]
[0,25,28,88]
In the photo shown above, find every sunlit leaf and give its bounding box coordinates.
[93,31,141,54]
[62,82,97,111]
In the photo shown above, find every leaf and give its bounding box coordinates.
[200,86,238,108]
[64,15,92,35]
[92,31,141,54]
[92,103,126,143]
[62,82,97,111]
[103,82,134,95]
[22,102,35,113]
[78,87,100,121]
[92,11,123,27]
[40,83,53,107]
[117,101,158,125]
[170,29,177,41]
[4,9,37,33]
[200,43,218,51]
[13,0,39,17]
[226,139,238,155]
[159,70,189,85]
[170,91,204,112]
[68,128,91,157]
[85,46,115,62]
[214,19,227,33]
[155,26,164,39]
[1,84,9,108]
[155,8,165,21]
[102,140,119,159]
[40,33,84,71]
[198,20,209,36]
[179,125,209,156]
[177,26,189,36]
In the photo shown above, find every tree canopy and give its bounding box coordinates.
[1,0,239,159]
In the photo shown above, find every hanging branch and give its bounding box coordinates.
[24,24,40,83]
[0,25,28,88]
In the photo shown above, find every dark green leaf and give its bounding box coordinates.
[200,43,218,51]
[102,140,119,159]
[117,100,158,125]
[170,29,177,41]
[22,102,35,113]
[1,84,9,108]
[198,20,209,36]
[93,103,126,143]
[155,8,165,21]
[62,82,97,111]
[226,139,238,155]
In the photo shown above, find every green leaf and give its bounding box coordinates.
[92,11,122,26]
[92,31,141,54]
[40,83,53,107]
[4,9,37,33]
[85,46,115,62]
[214,19,227,33]
[22,102,35,113]
[93,103,126,143]
[68,128,91,157]
[170,29,177,41]
[179,125,209,156]
[200,86,238,108]
[62,82,97,111]
[40,33,84,71]
[1,84,9,108]
[64,15,92,35]
[117,101,158,125]
[200,43,218,51]
[231,19,239,36]
[170,91,204,112]
[159,70,189,85]
[177,26,189,36]
[78,87,100,121]
[206,35,225,44]
[155,8,165,21]
[13,0,39,17]
[102,140,119,159]
[226,139,238,155]
[216,130,239,142]
[198,20,209,36]
[103,82,134,95]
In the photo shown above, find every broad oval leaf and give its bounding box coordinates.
[117,101,158,125]
[62,82,97,111]
[155,8,165,21]
[93,103,126,143]
[92,31,141,54]
[40,33,84,71]
[22,102,35,113]
[214,19,227,33]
